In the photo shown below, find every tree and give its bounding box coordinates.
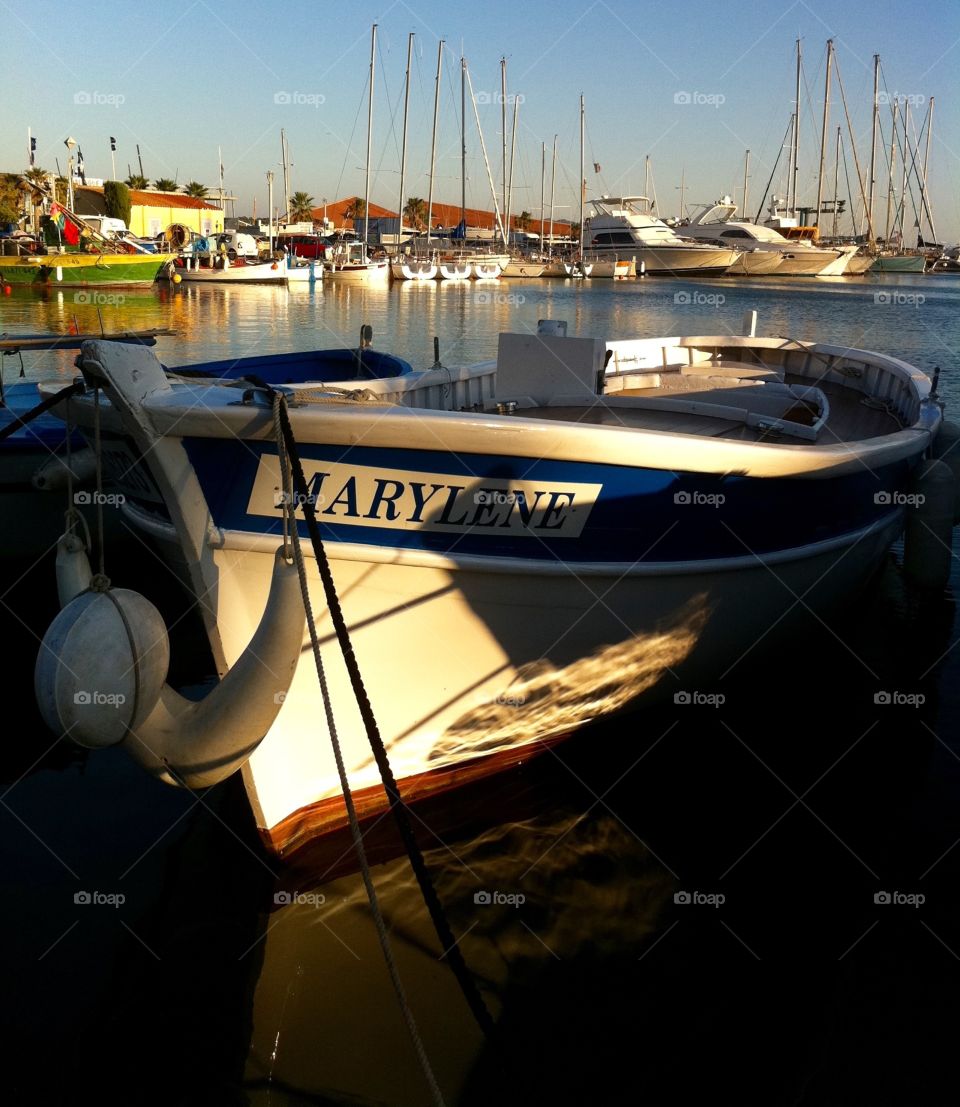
[104,181,132,226]
[568,221,581,242]
[289,191,314,221]
[183,181,208,198]
[125,174,148,189]
[403,197,426,231]
[0,173,22,223]
[153,178,178,192]
[344,197,366,226]
[515,210,532,232]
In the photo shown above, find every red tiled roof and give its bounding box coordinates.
[75,186,220,211]
[312,196,570,234]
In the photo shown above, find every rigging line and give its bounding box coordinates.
[334,74,369,202]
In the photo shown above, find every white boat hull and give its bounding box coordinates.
[725,251,783,275]
[324,261,390,284]
[390,259,439,281]
[177,262,287,283]
[501,260,546,278]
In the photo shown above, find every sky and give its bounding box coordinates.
[4,0,958,241]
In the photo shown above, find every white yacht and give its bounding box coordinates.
[582,196,741,276]
[683,198,854,276]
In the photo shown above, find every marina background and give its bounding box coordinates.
[2,270,960,1104]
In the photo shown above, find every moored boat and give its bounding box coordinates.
[0,250,176,287]
[35,322,950,862]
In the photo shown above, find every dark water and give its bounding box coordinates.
[2,273,959,1105]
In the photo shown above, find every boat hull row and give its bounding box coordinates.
[0,251,177,286]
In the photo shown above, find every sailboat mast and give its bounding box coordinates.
[364,23,376,246]
[539,142,545,254]
[505,97,519,246]
[832,127,841,238]
[501,57,507,240]
[884,99,898,244]
[742,149,750,216]
[644,155,650,198]
[897,100,910,240]
[281,128,290,224]
[548,135,557,260]
[464,64,507,243]
[790,38,802,217]
[397,31,414,249]
[814,38,833,230]
[867,54,879,243]
[920,97,936,244]
[460,58,467,231]
[578,94,585,263]
[426,40,443,246]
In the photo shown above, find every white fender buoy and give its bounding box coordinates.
[35,587,170,748]
[931,419,960,525]
[35,549,306,785]
[32,447,98,491]
[903,459,955,591]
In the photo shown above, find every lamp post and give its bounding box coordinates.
[64,136,77,210]
[266,171,274,255]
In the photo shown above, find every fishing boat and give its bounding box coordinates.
[34,320,952,862]
[174,257,288,283]
[0,249,174,287]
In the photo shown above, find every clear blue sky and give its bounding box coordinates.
[4,0,958,240]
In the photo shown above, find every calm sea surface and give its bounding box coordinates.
[2,272,959,1106]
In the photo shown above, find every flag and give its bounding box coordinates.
[593,162,601,173]
[30,136,36,167]
[77,148,86,184]
[110,136,116,151]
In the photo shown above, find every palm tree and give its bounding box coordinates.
[183,181,208,198]
[403,197,427,231]
[153,178,178,192]
[289,191,314,222]
[515,210,532,232]
[125,174,149,189]
[344,197,366,227]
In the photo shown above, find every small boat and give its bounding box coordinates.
[501,259,545,278]
[35,321,951,862]
[0,250,176,287]
[870,252,927,273]
[175,257,287,283]
[389,258,439,281]
[324,241,390,284]
[283,257,322,284]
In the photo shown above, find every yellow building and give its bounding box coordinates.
[74,186,224,237]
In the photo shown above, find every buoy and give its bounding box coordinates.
[903,458,955,591]
[172,273,182,284]
[35,587,171,748]
[932,419,960,525]
[3,284,11,295]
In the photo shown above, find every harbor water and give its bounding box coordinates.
[2,272,960,1105]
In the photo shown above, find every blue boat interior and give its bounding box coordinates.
[0,381,81,449]
[165,348,414,384]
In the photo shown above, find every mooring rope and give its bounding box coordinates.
[273,395,447,1107]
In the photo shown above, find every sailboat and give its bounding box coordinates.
[325,25,389,285]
